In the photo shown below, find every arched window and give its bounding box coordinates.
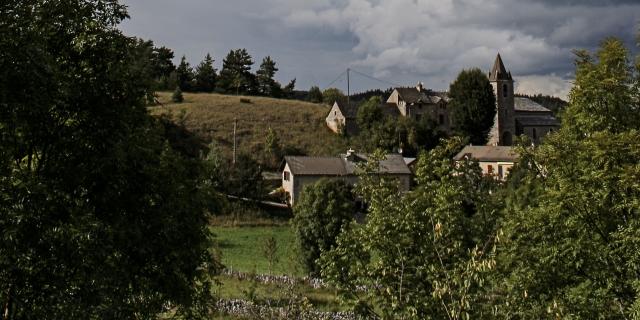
[502,84,508,97]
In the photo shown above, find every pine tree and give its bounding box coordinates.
[256,56,280,97]
[194,53,217,92]
[218,49,255,95]
[175,55,194,91]
[282,78,296,99]
[172,86,184,103]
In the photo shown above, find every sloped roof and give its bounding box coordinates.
[284,156,346,175]
[394,87,446,104]
[514,97,552,112]
[454,146,518,162]
[332,101,359,118]
[284,153,411,176]
[489,54,512,81]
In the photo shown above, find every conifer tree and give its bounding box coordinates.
[256,56,280,97]
[175,55,194,91]
[218,49,255,94]
[194,53,217,92]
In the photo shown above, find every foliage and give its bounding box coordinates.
[149,43,176,90]
[226,154,265,199]
[448,68,496,145]
[493,37,640,319]
[172,85,184,103]
[307,86,324,103]
[320,143,500,319]
[262,235,280,276]
[282,78,296,99]
[176,55,195,91]
[0,1,220,318]
[322,87,347,106]
[356,96,384,131]
[256,56,281,97]
[263,127,283,169]
[219,48,255,95]
[194,53,217,92]
[293,179,356,277]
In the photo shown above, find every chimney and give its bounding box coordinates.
[345,148,356,161]
[416,82,423,92]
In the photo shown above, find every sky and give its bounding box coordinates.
[119,0,640,100]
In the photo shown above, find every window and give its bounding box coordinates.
[487,165,494,174]
[283,171,290,181]
[439,114,444,125]
[503,84,508,97]
[498,165,504,179]
[334,111,337,116]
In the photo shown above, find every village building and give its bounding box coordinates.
[281,150,412,205]
[325,54,559,146]
[453,145,518,180]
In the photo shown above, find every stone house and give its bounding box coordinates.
[385,83,451,133]
[281,150,412,205]
[453,145,518,180]
[325,101,358,135]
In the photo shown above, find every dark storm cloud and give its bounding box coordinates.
[119,0,640,99]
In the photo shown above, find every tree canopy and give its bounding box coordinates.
[448,68,496,145]
[0,1,219,318]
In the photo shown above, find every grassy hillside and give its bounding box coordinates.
[150,92,349,161]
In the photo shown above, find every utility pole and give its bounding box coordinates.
[233,118,237,165]
[347,68,350,109]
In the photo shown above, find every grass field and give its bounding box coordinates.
[150,92,349,161]
[212,225,301,276]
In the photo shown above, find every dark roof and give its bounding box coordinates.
[284,156,346,175]
[514,97,552,112]
[516,116,559,127]
[394,87,446,104]
[284,153,411,176]
[454,146,518,162]
[488,54,512,81]
[334,101,359,118]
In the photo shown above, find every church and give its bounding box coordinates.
[326,54,559,146]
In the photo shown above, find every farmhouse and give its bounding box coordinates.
[325,101,358,135]
[281,150,412,205]
[325,54,559,146]
[453,145,518,180]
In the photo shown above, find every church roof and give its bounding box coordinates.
[489,54,512,81]
[514,97,552,112]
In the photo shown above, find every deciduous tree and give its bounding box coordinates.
[448,68,496,145]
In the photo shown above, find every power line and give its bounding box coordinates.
[323,69,348,89]
[349,68,402,88]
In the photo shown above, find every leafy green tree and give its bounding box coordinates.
[176,55,195,91]
[263,127,282,169]
[322,87,346,106]
[256,56,281,97]
[194,53,217,92]
[0,1,219,318]
[356,96,384,131]
[320,143,500,319]
[448,68,496,145]
[226,154,264,198]
[493,37,640,319]
[218,48,255,95]
[293,179,355,276]
[307,86,323,103]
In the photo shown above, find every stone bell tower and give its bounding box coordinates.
[488,53,515,146]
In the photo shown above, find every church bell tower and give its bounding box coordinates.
[488,53,515,146]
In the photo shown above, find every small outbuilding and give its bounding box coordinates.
[453,145,518,180]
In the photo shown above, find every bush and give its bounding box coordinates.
[172,86,184,103]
